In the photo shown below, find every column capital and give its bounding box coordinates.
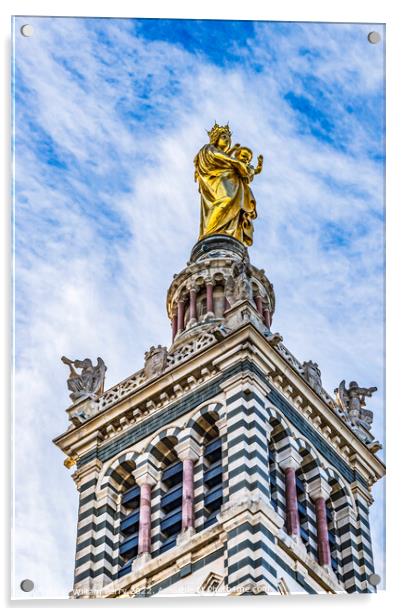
[277,448,302,471]
[308,477,332,502]
[133,463,158,487]
[175,438,201,462]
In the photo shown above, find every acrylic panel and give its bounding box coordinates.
[12,16,385,599]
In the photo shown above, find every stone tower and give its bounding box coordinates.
[54,234,385,598]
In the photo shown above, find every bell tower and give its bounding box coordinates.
[54,125,385,598]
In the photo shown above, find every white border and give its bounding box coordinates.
[1,1,400,614]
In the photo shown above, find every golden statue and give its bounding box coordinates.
[194,122,264,247]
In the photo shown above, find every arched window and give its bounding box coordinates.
[118,482,141,578]
[297,449,322,561]
[211,284,225,317]
[159,455,183,554]
[326,501,340,576]
[203,433,223,528]
[197,292,207,320]
[268,446,279,512]
[296,470,309,547]
[267,422,286,520]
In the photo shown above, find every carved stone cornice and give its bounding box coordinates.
[55,323,385,488]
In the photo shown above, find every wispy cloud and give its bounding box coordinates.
[12,17,385,596]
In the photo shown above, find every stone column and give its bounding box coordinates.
[277,449,303,538]
[175,437,201,542]
[133,465,158,565]
[309,478,332,568]
[206,279,215,316]
[138,482,152,555]
[189,286,198,325]
[263,307,271,328]
[171,312,178,342]
[182,458,195,530]
[255,295,263,316]
[177,298,185,333]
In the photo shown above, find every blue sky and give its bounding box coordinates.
[12,17,385,598]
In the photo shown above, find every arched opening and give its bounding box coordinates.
[295,467,309,548]
[111,460,139,579]
[298,448,321,559]
[267,419,287,519]
[158,437,183,554]
[197,289,208,320]
[212,284,225,317]
[203,425,223,529]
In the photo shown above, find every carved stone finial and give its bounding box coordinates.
[302,360,323,395]
[61,356,107,403]
[144,345,168,379]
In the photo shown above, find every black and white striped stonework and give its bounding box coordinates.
[68,370,380,596]
[74,473,99,590]
[342,494,376,593]
[225,383,271,503]
[74,458,131,590]
[221,381,279,594]
[225,520,278,593]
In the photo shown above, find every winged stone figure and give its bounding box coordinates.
[334,380,376,430]
[61,356,107,402]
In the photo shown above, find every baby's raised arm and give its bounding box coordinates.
[255,154,264,175]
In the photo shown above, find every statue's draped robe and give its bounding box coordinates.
[194,144,257,246]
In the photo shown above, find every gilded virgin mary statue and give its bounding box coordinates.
[194,122,264,247]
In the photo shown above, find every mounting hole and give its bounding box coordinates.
[368,573,381,586]
[368,31,380,44]
[20,579,34,592]
[20,24,34,37]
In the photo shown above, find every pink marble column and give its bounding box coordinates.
[171,312,178,342]
[277,450,302,538]
[206,282,214,315]
[177,299,185,333]
[284,467,300,537]
[263,307,271,328]
[181,458,195,531]
[189,288,198,322]
[138,482,152,555]
[314,497,331,566]
[255,295,263,316]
